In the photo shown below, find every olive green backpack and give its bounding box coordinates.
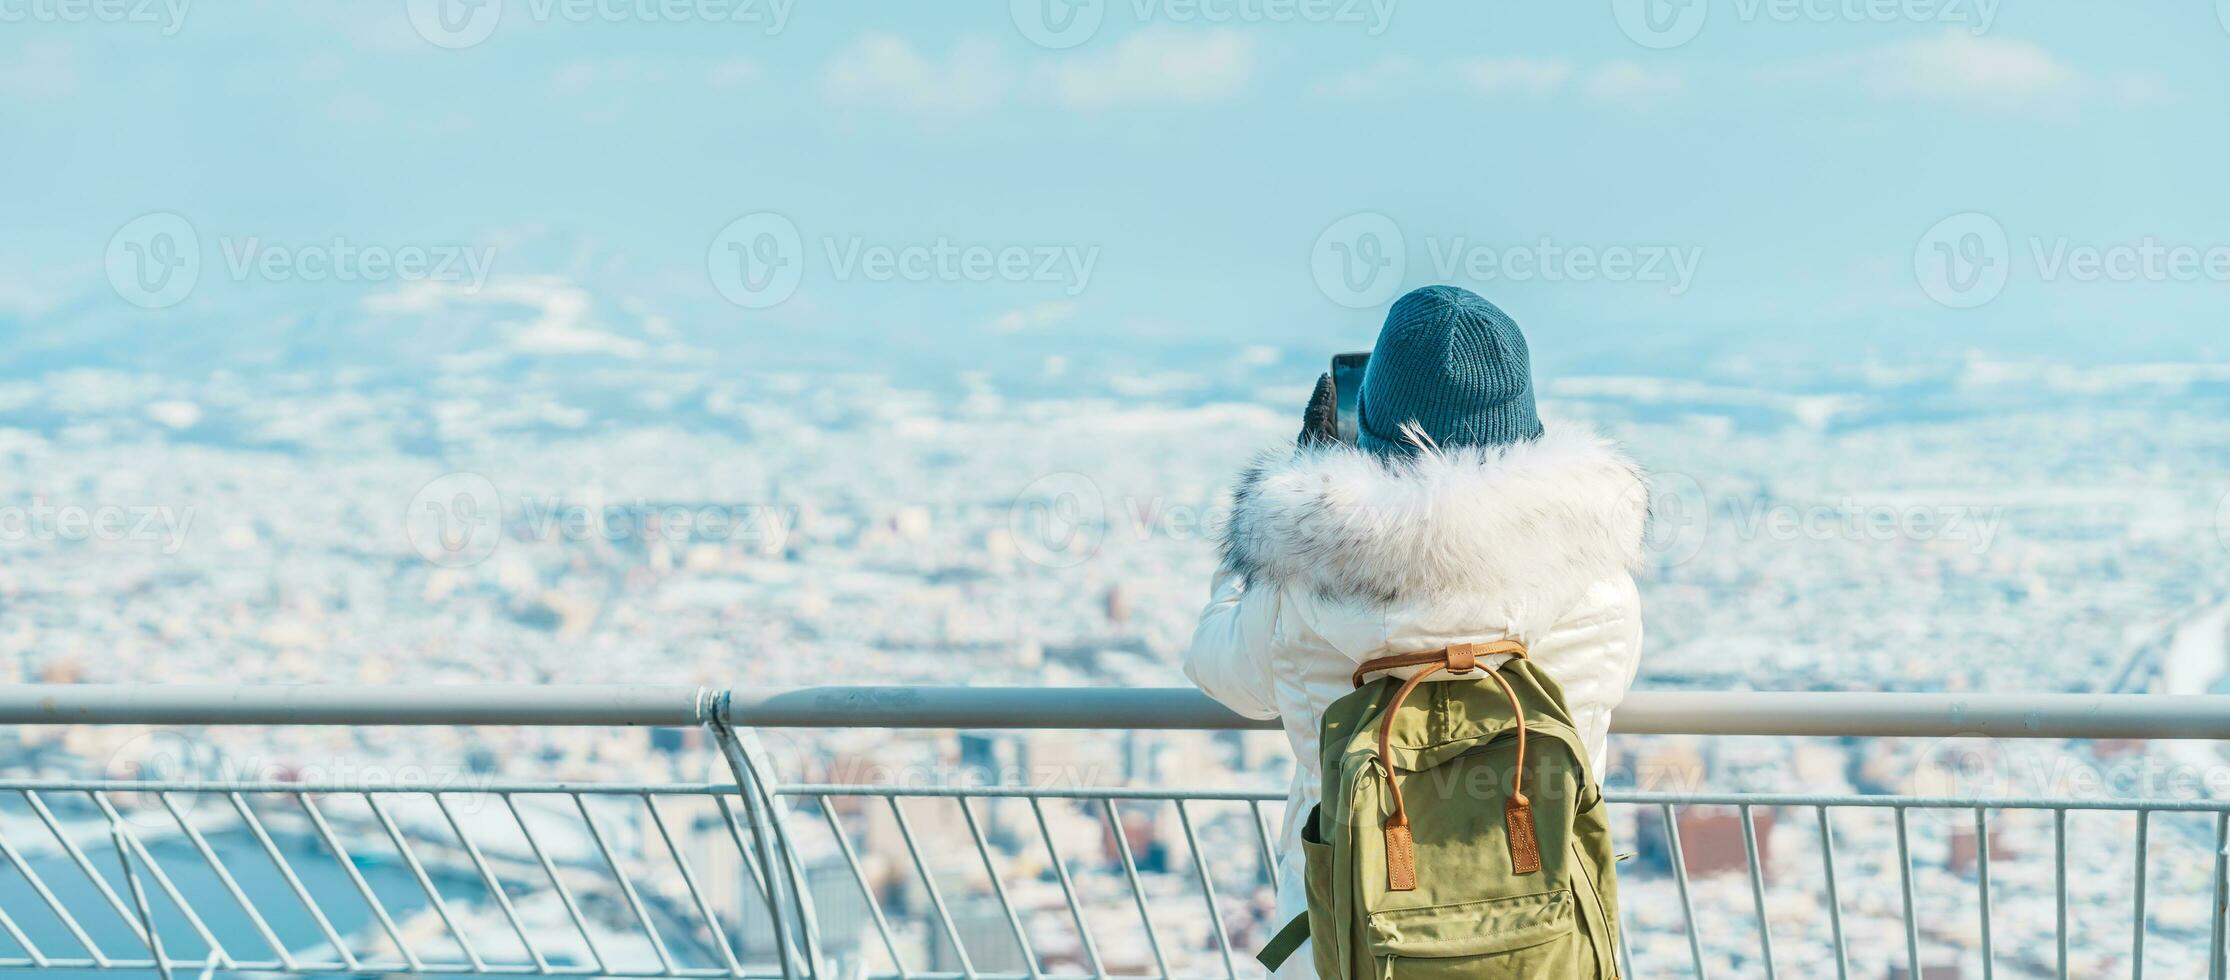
[1258,641,1624,978]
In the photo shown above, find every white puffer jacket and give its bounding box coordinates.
[1183,425,1648,974]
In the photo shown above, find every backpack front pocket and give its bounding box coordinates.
[1367,889,1584,979]
[1300,805,1340,976]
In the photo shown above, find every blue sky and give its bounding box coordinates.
[3,1,2228,384]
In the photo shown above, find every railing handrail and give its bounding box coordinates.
[1,684,2227,740]
[0,683,715,727]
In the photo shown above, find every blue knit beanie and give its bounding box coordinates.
[1356,285,1544,455]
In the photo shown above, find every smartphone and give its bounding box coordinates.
[1331,352,1369,445]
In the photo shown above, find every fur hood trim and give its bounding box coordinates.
[1220,425,1647,606]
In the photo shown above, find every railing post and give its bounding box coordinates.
[710,701,825,978]
[2211,812,2227,980]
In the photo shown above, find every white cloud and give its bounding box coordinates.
[708,58,761,89]
[819,29,1259,118]
[545,56,762,96]
[0,40,81,102]
[1454,58,1573,98]
[822,35,1011,118]
[1312,56,1419,99]
[2107,71,2164,108]
[1317,55,1680,105]
[984,301,1079,333]
[1041,29,1258,109]
[365,277,649,359]
[1235,345,1281,367]
[1777,30,2078,107]
[0,274,66,319]
[1581,61,1684,104]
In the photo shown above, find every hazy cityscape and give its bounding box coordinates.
[1,340,2227,977]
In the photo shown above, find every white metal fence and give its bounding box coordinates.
[0,685,2224,979]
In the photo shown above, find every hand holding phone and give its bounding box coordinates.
[1330,352,1369,445]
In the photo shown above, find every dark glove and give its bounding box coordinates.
[1298,372,1338,447]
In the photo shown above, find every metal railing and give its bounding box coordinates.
[0,685,2225,979]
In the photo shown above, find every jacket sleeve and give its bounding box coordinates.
[1183,568,1282,720]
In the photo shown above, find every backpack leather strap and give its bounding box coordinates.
[1353,640,1539,890]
